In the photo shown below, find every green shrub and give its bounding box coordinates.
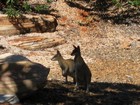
[34,4,50,12]
[22,1,32,12]
[4,5,21,17]
[1,0,52,17]
[112,0,140,7]
[128,0,140,6]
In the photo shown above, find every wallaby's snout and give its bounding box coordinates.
[71,45,80,56]
[71,51,74,56]
[51,55,56,61]
[51,50,61,61]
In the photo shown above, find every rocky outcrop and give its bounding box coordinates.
[8,35,66,51]
[0,14,58,35]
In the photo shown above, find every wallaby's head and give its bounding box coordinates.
[51,50,62,61]
[71,45,81,56]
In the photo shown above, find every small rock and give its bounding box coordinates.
[0,45,5,49]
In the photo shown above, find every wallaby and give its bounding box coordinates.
[71,45,92,92]
[51,50,75,83]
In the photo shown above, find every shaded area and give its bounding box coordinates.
[7,15,58,35]
[65,0,140,25]
[0,61,50,98]
[21,80,140,105]
[0,54,50,99]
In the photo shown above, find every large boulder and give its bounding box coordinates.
[0,54,50,98]
[0,53,30,63]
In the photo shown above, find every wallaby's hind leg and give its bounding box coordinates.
[62,69,68,83]
[73,77,76,84]
[75,82,80,91]
[65,76,68,83]
[86,84,90,92]
[85,78,91,92]
[74,72,79,90]
[74,73,80,90]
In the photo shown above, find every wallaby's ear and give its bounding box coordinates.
[77,45,80,50]
[73,45,76,48]
[57,50,60,54]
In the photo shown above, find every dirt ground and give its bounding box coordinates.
[19,80,139,105]
[0,0,140,105]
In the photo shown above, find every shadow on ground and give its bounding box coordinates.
[65,0,140,25]
[21,80,140,105]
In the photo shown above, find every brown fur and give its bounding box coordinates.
[71,45,92,92]
[51,50,75,83]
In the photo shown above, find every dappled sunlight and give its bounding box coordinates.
[21,80,140,105]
